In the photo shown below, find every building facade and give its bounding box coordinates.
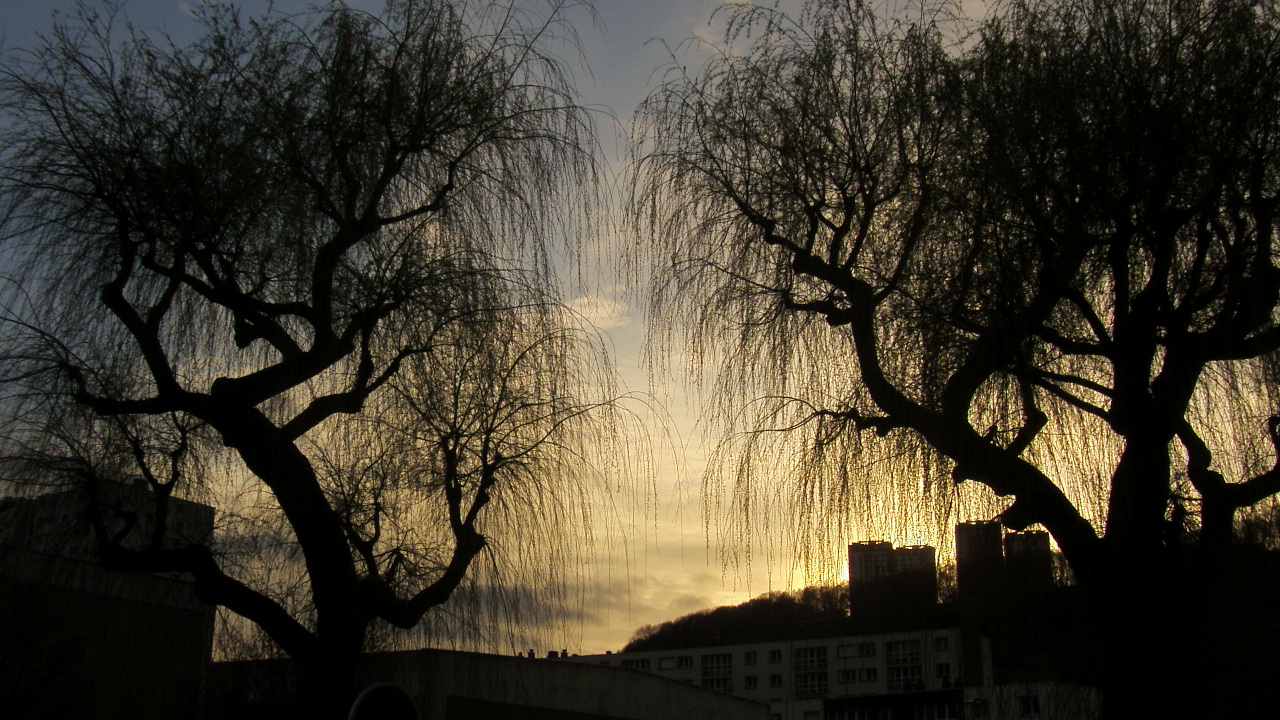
[1002,532,1054,593]
[0,482,216,719]
[955,521,1005,603]
[848,542,939,622]
[567,628,980,720]
[209,649,770,720]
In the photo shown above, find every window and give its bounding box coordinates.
[794,646,828,671]
[795,671,829,698]
[837,669,857,684]
[745,675,758,689]
[744,650,758,665]
[837,644,856,659]
[1018,695,1042,717]
[768,649,783,663]
[885,639,923,692]
[970,699,990,718]
[701,677,733,692]
[857,668,877,682]
[658,657,675,670]
[769,674,784,688]
[936,702,959,719]
[858,642,877,657]
[676,656,693,670]
[621,658,650,670]
[887,665,923,692]
[933,636,950,652]
[803,712,821,720]
[936,662,951,678]
[885,640,921,665]
[701,653,732,677]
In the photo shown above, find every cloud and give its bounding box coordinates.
[568,294,632,331]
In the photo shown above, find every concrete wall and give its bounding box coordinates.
[383,650,769,720]
[209,649,769,720]
[0,485,217,719]
[0,546,214,720]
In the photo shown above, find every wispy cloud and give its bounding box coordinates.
[568,294,632,331]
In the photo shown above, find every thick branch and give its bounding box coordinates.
[95,541,317,659]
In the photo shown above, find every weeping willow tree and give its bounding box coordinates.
[212,304,619,662]
[635,0,1280,715]
[0,1,618,717]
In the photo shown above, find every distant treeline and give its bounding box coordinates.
[622,585,849,652]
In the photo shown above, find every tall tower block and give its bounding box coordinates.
[894,544,939,606]
[848,541,938,628]
[848,541,895,583]
[1004,530,1054,593]
[956,521,1003,602]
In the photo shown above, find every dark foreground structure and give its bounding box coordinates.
[208,648,769,720]
[0,484,216,719]
[0,484,765,720]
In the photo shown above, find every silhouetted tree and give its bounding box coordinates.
[0,1,608,717]
[635,0,1280,715]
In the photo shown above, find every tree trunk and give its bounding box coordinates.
[294,622,367,720]
[1093,545,1280,720]
[1094,549,1186,720]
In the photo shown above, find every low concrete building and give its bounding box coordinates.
[0,483,216,719]
[209,648,769,720]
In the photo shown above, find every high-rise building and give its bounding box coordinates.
[848,541,895,583]
[848,542,938,624]
[956,521,1004,602]
[1004,530,1054,593]
[894,545,937,574]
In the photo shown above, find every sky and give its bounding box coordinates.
[0,0,927,655]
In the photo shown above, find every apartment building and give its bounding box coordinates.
[567,627,981,720]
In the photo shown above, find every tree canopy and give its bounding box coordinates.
[623,585,850,652]
[635,0,1280,714]
[0,1,612,716]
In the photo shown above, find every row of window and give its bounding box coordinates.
[886,665,924,693]
[702,653,732,677]
[886,639,923,666]
[838,668,879,683]
[839,637,952,661]
[703,671,830,697]
[701,674,783,693]
[829,703,959,720]
[794,647,827,671]
[694,662,952,697]
[965,695,1040,718]
[624,637,951,675]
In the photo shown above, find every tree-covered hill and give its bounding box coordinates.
[622,585,849,652]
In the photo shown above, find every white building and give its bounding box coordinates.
[565,628,1101,720]
[975,681,1101,720]
[567,628,982,720]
